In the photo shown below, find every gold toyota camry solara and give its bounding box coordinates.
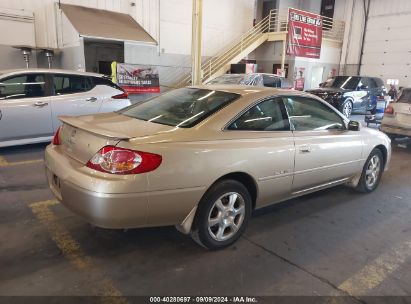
[45,85,391,249]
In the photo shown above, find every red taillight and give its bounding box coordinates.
[385,106,394,115]
[112,92,129,99]
[86,146,162,175]
[52,127,61,145]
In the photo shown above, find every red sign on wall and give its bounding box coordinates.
[116,63,160,94]
[286,8,323,59]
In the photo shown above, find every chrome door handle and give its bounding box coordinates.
[299,145,311,153]
[86,97,97,102]
[33,101,48,107]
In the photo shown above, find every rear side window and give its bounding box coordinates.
[262,75,281,88]
[120,88,239,128]
[228,97,290,131]
[361,77,378,89]
[397,89,411,104]
[281,78,294,89]
[368,78,378,88]
[0,74,45,100]
[92,77,123,91]
[374,78,384,87]
[53,75,92,95]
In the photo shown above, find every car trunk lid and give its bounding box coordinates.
[58,113,174,164]
[392,102,411,126]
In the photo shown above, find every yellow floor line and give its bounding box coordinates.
[0,155,43,167]
[29,200,128,304]
[338,240,411,295]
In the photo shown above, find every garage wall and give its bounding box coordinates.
[341,0,411,87]
[361,0,411,87]
[0,7,37,68]
[0,0,253,55]
[125,0,254,90]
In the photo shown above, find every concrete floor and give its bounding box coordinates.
[0,130,410,300]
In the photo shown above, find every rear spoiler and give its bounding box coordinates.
[59,115,132,140]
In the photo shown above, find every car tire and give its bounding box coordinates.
[190,179,252,250]
[341,100,353,117]
[355,148,384,193]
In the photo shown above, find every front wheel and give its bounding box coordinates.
[191,180,252,250]
[356,148,384,193]
[341,100,353,117]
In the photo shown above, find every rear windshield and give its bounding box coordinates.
[397,89,411,104]
[119,88,240,128]
[323,76,360,90]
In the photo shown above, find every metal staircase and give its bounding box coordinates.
[175,8,345,87]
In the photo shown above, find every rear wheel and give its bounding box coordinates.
[356,148,384,193]
[191,180,252,250]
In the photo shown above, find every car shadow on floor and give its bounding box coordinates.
[0,142,48,160]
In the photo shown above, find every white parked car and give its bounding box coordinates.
[0,69,131,147]
[381,87,411,139]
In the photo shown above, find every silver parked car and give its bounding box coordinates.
[381,87,411,139]
[0,69,131,147]
[207,73,294,89]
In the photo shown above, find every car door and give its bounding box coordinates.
[225,96,295,207]
[50,74,102,132]
[359,77,372,111]
[282,96,364,194]
[0,73,52,143]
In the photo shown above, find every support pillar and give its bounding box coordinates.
[191,0,203,85]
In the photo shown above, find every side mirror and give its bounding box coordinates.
[347,120,360,131]
[358,85,368,90]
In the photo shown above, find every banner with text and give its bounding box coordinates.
[116,63,160,94]
[286,8,322,59]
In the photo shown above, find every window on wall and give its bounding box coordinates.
[320,0,335,19]
[0,74,46,100]
[283,96,344,131]
[228,97,290,131]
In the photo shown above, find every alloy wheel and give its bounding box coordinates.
[365,155,381,188]
[343,101,353,117]
[207,192,246,242]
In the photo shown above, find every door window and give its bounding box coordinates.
[0,74,45,100]
[53,75,93,95]
[228,97,290,131]
[283,96,345,131]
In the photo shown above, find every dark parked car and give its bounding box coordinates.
[207,73,294,89]
[307,76,387,117]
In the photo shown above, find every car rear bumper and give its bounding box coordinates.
[381,124,411,137]
[45,144,204,229]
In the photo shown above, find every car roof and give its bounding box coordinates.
[190,84,313,97]
[214,73,283,78]
[0,68,104,78]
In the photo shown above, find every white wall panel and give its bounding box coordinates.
[0,0,253,57]
[361,2,411,86]
[368,0,411,17]
[0,7,35,46]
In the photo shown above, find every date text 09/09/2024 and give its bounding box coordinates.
[149,297,258,303]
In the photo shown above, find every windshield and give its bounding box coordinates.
[119,88,240,128]
[208,74,263,86]
[323,76,360,90]
[397,89,411,104]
